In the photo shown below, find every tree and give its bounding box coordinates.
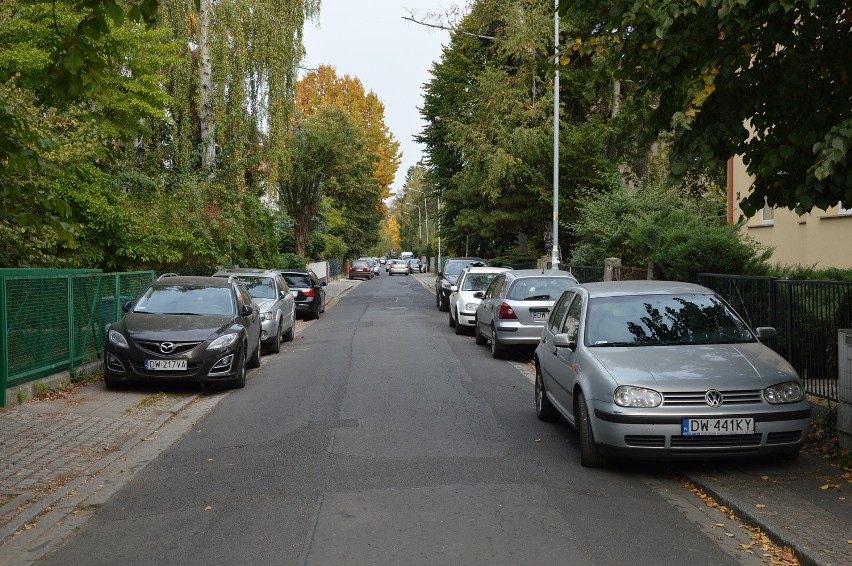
[278,106,380,257]
[559,0,852,214]
[295,65,400,202]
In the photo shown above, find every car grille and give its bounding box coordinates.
[129,361,202,377]
[662,389,763,407]
[671,433,762,449]
[134,340,203,356]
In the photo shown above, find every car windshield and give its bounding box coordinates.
[444,262,472,276]
[585,294,755,347]
[238,276,276,299]
[353,261,369,267]
[462,273,499,291]
[134,285,234,315]
[283,275,311,288]
[506,277,574,301]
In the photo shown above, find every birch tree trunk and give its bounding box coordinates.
[199,0,216,169]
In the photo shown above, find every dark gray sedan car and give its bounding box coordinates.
[534,281,810,466]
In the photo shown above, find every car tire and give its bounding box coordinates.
[231,345,247,389]
[577,392,607,467]
[438,296,448,312]
[268,322,281,354]
[490,324,505,359]
[104,374,121,389]
[283,322,295,342]
[454,309,465,335]
[435,290,441,309]
[448,307,456,328]
[535,362,559,422]
[474,319,488,346]
[247,335,262,369]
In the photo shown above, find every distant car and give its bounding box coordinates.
[372,259,381,276]
[435,258,488,311]
[281,270,327,320]
[448,266,510,335]
[104,275,262,389]
[379,256,387,265]
[213,269,295,355]
[474,269,578,358]
[534,281,811,466]
[349,259,373,280]
[388,259,409,276]
[407,258,421,274]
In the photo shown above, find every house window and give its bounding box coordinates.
[761,199,774,224]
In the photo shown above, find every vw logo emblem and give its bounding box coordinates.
[160,342,175,354]
[705,390,724,407]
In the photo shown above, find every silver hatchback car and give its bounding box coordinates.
[474,269,578,358]
[534,281,810,466]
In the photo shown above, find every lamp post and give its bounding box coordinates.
[551,0,560,270]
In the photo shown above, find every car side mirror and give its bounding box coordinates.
[755,327,777,341]
[122,301,133,313]
[280,290,288,299]
[321,281,328,286]
[241,304,254,316]
[473,291,484,299]
[552,333,577,351]
[450,285,458,292]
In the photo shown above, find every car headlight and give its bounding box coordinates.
[464,302,479,311]
[108,329,129,348]
[614,386,662,408]
[207,333,239,350]
[764,381,804,404]
[260,312,273,322]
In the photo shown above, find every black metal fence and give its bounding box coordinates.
[697,273,852,402]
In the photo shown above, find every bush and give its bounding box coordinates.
[278,253,307,270]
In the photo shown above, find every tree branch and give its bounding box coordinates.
[401,14,495,41]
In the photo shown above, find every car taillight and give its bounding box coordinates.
[498,302,517,320]
[303,289,317,297]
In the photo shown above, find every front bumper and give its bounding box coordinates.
[588,400,811,460]
[104,343,243,385]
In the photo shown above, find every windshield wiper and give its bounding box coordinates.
[524,294,551,301]
[592,341,640,347]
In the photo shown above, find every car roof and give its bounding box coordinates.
[213,269,279,278]
[280,270,312,275]
[506,269,577,280]
[577,280,713,298]
[153,275,232,288]
[463,266,509,274]
[446,257,487,263]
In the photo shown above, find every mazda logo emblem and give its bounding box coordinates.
[705,390,724,407]
[160,342,175,354]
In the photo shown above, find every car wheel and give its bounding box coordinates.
[247,335,262,369]
[231,345,247,389]
[474,319,488,346]
[535,362,559,422]
[104,374,121,389]
[283,322,295,342]
[454,309,465,335]
[438,295,448,312]
[490,324,506,359]
[268,322,281,354]
[435,290,441,309]
[448,307,456,327]
[577,392,606,467]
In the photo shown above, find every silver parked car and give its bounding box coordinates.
[388,259,410,276]
[534,281,811,467]
[474,269,578,358]
[448,266,510,335]
[213,269,296,355]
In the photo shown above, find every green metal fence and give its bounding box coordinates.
[0,269,155,407]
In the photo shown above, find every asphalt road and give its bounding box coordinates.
[37,274,765,565]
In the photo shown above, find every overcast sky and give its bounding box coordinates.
[301,1,456,195]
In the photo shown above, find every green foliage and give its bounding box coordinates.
[767,265,852,282]
[278,253,308,270]
[321,234,347,261]
[559,0,852,214]
[571,183,772,281]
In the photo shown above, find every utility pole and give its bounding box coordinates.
[551,0,560,270]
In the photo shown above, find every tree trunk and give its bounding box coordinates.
[199,0,216,169]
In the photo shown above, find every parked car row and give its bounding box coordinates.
[437,258,811,467]
[385,258,421,275]
[104,268,328,390]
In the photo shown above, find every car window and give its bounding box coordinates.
[585,293,755,346]
[236,283,254,310]
[276,275,289,294]
[506,276,574,301]
[548,291,575,333]
[237,276,277,300]
[485,275,505,299]
[352,260,369,267]
[462,273,499,292]
[560,295,582,341]
[135,285,234,315]
[284,275,311,288]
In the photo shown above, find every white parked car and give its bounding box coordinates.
[448,266,510,335]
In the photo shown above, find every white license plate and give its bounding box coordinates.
[145,359,187,371]
[682,417,754,436]
[532,311,548,321]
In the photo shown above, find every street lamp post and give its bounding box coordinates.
[551,0,560,270]
[406,202,422,243]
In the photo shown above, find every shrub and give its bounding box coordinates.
[278,253,307,270]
